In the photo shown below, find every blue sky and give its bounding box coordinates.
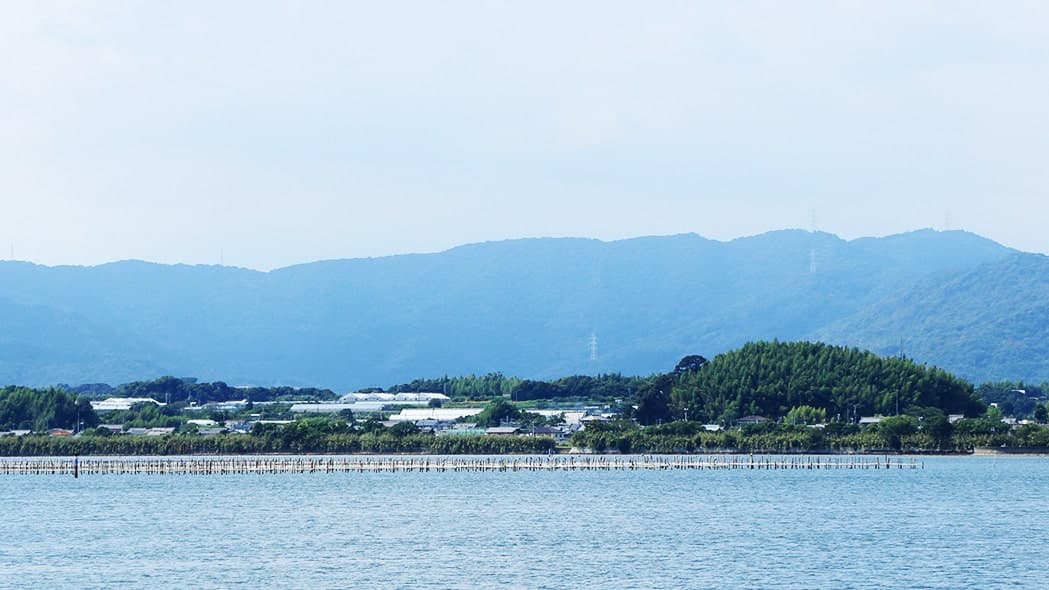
[2,2,1047,269]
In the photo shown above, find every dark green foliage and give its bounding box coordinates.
[673,355,708,376]
[0,425,557,457]
[1013,424,1049,447]
[1035,404,1048,424]
[975,382,1045,418]
[876,416,919,450]
[0,387,98,432]
[669,341,984,423]
[510,374,643,402]
[571,422,832,454]
[358,418,386,435]
[386,373,520,399]
[388,422,420,437]
[249,418,354,452]
[784,405,827,425]
[471,399,523,428]
[111,377,337,404]
[894,406,955,449]
[632,375,673,426]
[569,417,1049,454]
[508,380,558,401]
[57,383,115,396]
[385,372,642,404]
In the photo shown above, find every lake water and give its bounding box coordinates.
[1,455,1046,589]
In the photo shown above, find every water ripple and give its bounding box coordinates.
[0,456,1046,589]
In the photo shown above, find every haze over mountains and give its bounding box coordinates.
[1,229,1043,390]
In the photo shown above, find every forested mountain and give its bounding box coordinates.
[0,229,1032,389]
[0,297,167,385]
[815,253,1049,384]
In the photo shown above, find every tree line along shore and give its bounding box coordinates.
[2,341,1048,457]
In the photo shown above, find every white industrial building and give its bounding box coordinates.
[290,399,450,414]
[339,392,450,403]
[388,408,484,422]
[290,403,361,414]
[90,397,166,412]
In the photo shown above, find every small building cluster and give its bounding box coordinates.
[89,397,166,412]
[338,392,450,403]
[54,389,620,441]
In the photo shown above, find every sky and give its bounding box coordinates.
[1,2,1047,270]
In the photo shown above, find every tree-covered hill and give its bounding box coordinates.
[660,341,985,424]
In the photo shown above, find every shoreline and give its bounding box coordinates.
[972,446,1049,456]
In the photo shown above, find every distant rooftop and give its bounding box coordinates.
[90,397,165,412]
[290,403,361,414]
[389,408,484,422]
[339,392,450,403]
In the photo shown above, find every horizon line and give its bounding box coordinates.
[0,226,1011,272]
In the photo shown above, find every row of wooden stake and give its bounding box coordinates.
[0,455,922,476]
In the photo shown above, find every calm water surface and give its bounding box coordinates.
[0,455,1046,589]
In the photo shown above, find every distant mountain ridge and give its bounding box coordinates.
[814,251,1049,383]
[0,228,1039,389]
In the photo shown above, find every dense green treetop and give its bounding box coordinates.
[470,399,524,428]
[510,374,645,402]
[0,386,98,432]
[667,341,985,423]
[975,382,1045,418]
[94,377,337,404]
[385,373,520,399]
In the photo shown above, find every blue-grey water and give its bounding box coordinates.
[1,455,1046,589]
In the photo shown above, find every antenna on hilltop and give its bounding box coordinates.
[589,333,598,362]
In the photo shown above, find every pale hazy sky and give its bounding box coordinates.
[2,2,1047,270]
